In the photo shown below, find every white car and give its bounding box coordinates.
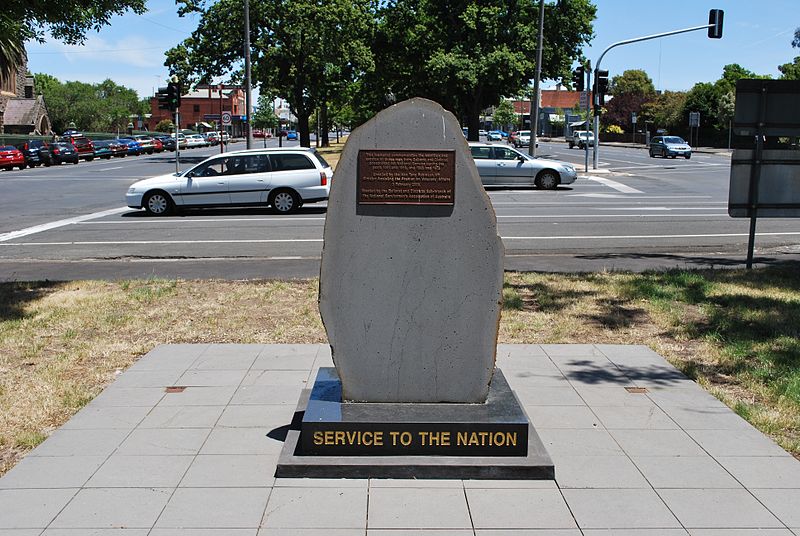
[126,148,333,215]
[469,142,577,189]
[185,134,207,148]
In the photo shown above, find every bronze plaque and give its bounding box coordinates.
[357,150,455,205]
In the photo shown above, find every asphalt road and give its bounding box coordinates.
[1,138,798,281]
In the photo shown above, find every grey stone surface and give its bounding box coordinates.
[551,455,651,489]
[466,488,578,529]
[154,487,270,529]
[717,456,800,488]
[750,488,800,528]
[0,456,105,489]
[318,98,503,403]
[631,456,742,489]
[657,488,784,528]
[0,489,78,528]
[261,487,367,529]
[367,487,472,529]
[562,488,681,529]
[50,488,172,528]
[85,455,193,488]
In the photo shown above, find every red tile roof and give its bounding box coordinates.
[512,90,591,113]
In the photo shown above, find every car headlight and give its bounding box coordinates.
[127,187,136,194]
[563,164,575,172]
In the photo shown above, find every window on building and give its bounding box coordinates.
[193,104,200,112]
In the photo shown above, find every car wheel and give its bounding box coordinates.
[73,160,79,164]
[568,142,574,149]
[270,189,300,214]
[143,191,173,216]
[685,154,691,159]
[661,149,667,158]
[649,150,655,158]
[18,164,27,170]
[535,170,559,190]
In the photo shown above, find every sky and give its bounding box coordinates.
[24,0,800,99]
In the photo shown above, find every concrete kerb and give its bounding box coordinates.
[539,137,733,157]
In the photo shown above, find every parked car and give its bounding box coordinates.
[512,130,531,148]
[568,130,595,149]
[17,139,52,167]
[469,142,577,190]
[155,135,176,152]
[49,142,80,164]
[286,130,298,141]
[0,145,26,170]
[126,147,334,216]
[116,138,144,156]
[479,129,488,138]
[649,135,692,159]
[486,130,503,141]
[186,134,207,148]
[132,135,156,155]
[62,132,95,161]
[171,133,188,150]
[152,138,164,153]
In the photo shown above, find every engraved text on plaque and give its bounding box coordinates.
[357,150,455,205]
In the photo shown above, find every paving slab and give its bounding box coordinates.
[1,343,797,534]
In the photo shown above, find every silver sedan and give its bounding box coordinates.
[469,142,577,189]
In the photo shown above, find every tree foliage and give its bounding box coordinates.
[34,75,142,133]
[252,95,279,130]
[609,69,655,98]
[492,100,516,131]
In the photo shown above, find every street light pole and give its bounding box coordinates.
[243,0,253,149]
[529,0,545,157]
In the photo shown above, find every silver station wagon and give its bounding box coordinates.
[469,142,577,189]
[126,147,333,215]
[649,135,692,159]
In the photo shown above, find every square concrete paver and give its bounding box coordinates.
[2,343,797,534]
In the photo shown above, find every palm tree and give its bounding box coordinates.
[0,35,26,83]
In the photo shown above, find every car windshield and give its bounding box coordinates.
[664,136,686,144]
[1,145,15,151]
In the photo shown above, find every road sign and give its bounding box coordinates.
[579,91,588,108]
[689,112,700,127]
[221,111,232,126]
[631,112,637,124]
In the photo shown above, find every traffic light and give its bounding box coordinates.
[166,82,181,111]
[708,9,724,39]
[156,86,171,110]
[572,66,584,92]
[596,70,609,98]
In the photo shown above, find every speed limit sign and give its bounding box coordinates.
[221,111,232,126]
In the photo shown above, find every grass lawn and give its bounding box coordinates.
[1,266,798,475]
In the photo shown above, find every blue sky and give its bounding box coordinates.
[25,0,799,99]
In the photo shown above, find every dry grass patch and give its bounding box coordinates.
[1,266,798,475]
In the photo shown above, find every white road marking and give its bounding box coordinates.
[502,232,800,240]
[0,207,130,242]
[97,166,124,171]
[586,177,643,193]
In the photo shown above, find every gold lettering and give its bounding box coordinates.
[399,431,412,446]
[457,432,468,446]
[374,431,384,446]
[324,431,334,445]
[313,431,324,445]
[389,431,400,446]
[335,431,345,445]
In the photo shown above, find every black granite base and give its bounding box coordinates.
[275,367,554,479]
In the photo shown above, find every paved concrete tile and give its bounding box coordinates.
[527,406,601,429]
[572,386,656,407]
[552,455,650,489]
[241,370,311,386]
[687,530,795,535]
[687,429,792,457]
[658,488,783,528]
[262,487,367,528]
[59,406,151,430]
[593,405,679,430]
[463,480,557,489]
[257,343,321,359]
[230,385,304,405]
[116,428,210,456]
[0,489,77,528]
[199,428,284,455]
[151,530,256,536]
[506,372,570,388]
[477,531,583,536]
[616,364,695,389]
[498,343,549,359]
[632,456,741,489]
[0,456,105,489]
[514,386,586,406]
[85,387,165,408]
[660,406,753,430]
[498,354,561,372]
[537,429,623,457]
[583,531,689,536]
[0,530,46,535]
[180,455,275,487]
[718,456,800,488]
[138,406,224,429]
[156,487,270,528]
[43,530,151,535]
[217,405,296,428]
[190,344,262,370]
[541,344,606,359]
[50,488,171,528]
[28,429,130,457]
[86,455,193,487]
[596,344,667,362]
[260,530,360,536]
[610,429,707,457]
[128,344,207,371]
[751,488,800,528]
[176,369,249,387]
[273,478,368,488]
[559,366,633,386]
[562,488,681,529]
[158,386,238,406]
[368,488,471,529]
[251,352,318,371]
[368,479,463,488]
[646,386,728,409]
[466,488,577,529]
[110,370,184,388]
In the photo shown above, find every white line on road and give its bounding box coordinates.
[3,232,799,247]
[0,207,130,242]
[586,177,643,193]
[97,166,124,171]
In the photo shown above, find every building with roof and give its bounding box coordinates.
[148,85,247,136]
[483,88,591,137]
[0,50,51,135]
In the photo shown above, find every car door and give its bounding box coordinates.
[226,154,272,205]
[470,146,496,185]
[267,152,319,202]
[179,157,230,206]
[493,146,532,185]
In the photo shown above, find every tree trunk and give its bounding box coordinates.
[297,112,311,147]
[466,100,481,141]
[320,102,330,147]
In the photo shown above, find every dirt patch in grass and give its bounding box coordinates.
[1,266,798,474]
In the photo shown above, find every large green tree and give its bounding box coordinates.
[779,28,800,80]
[609,69,656,98]
[640,90,687,134]
[166,0,374,148]
[368,0,596,140]
[603,69,656,132]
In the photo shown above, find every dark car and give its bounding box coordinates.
[116,138,144,156]
[92,140,116,159]
[62,133,95,161]
[0,145,27,170]
[154,135,176,152]
[17,139,52,167]
[49,142,80,164]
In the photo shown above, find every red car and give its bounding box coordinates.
[152,138,164,153]
[0,145,26,170]
[62,132,95,161]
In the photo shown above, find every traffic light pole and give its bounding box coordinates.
[584,63,591,173]
[175,110,180,174]
[591,21,719,169]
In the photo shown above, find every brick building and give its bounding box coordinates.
[0,49,51,135]
[505,89,592,136]
[148,85,247,135]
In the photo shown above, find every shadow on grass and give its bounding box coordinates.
[0,281,63,322]
[502,280,596,313]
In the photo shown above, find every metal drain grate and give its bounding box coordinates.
[625,387,648,393]
[165,386,187,393]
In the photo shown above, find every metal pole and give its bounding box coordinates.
[219,84,224,154]
[584,62,590,173]
[529,0,545,157]
[243,0,253,149]
[174,110,180,174]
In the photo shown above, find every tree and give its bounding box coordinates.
[252,95,279,131]
[492,100,516,131]
[166,0,375,148]
[640,90,687,134]
[601,69,656,132]
[609,69,656,98]
[154,119,175,133]
[369,0,596,140]
[779,57,800,80]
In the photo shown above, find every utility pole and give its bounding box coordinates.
[528,0,545,157]
[243,0,253,149]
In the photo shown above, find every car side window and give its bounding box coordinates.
[270,154,314,171]
[222,155,270,175]
[652,137,662,144]
[471,147,491,159]
[191,158,226,177]
[494,147,520,160]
